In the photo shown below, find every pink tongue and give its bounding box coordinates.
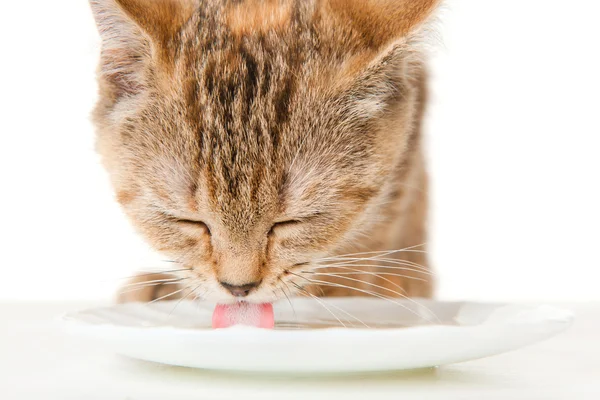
[212,302,274,329]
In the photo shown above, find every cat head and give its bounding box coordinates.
[90,0,438,303]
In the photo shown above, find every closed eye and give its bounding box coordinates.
[161,212,211,235]
[268,219,302,236]
[177,219,211,234]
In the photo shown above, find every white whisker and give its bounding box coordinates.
[310,263,431,276]
[106,268,192,283]
[278,278,297,321]
[148,286,191,304]
[293,283,371,328]
[304,272,437,321]
[168,284,201,317]
[318,243,427,261]
[118,277,186,289]
[322,257,430,273]
[305,273,413,298]
[303,266,412,297]
[304,269,427,283]
[290,272,325,296]
[291,283,348,328]
[295,276,439,324]
[117,281,185,296]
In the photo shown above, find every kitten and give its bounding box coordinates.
[89,0,438,308]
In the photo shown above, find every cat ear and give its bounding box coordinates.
[323,0,439,51]
[89,0,196,97]
[336,46,412,123]
[320,0,439,121]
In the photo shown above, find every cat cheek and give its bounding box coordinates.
[152,229,212,262]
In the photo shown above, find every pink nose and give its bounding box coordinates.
[219,281,261,297]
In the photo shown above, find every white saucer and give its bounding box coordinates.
[62,298,573,373]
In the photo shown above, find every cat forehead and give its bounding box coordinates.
[175,4,323,126]
[224,0,297,35]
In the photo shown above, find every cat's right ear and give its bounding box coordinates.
[89,0,196,97]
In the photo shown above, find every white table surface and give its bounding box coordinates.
[1,301,598,400]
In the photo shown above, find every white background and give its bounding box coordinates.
[0,0,598,302]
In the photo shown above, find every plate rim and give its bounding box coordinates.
[61,298,574,337]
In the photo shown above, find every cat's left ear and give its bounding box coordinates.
[89,0,196,96]
[90,0,196,46]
